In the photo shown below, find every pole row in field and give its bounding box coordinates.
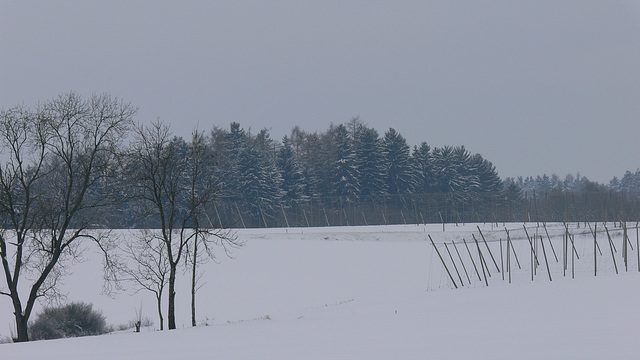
[428,222,640,289]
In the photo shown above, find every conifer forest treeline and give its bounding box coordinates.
[201,120,640,228]
[2,98,640,231]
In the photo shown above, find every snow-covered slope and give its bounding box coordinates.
[1,223,639,359]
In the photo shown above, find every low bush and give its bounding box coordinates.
[29,302,108,340]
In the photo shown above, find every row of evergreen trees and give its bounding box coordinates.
[504,173,603,196]
[609,169,640,193]
[81,117,636,228]
[504,170,640,197]
[206,119,502,218]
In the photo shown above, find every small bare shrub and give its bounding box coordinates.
[29,302,108,340]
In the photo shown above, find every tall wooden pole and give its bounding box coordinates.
[588,222,603,256]
[540,235,552,282]
[505,228,522,269]
[473,234,491,278]
[567,231,579,260]
[571,234,575,279]
[452,241,471,284]
[507,233,512,284]
[445,242,465,286]
[500,237,504,281]
[543,223,559,262]
[473,234,489,286]
[594,222,597,277]
[563,231,567,277]
[604,224,618,253]
[281,204,290,228]
[636,220,639,273]
[623,222,628,272]
[605,225,619,274]
[477,226,500,272]
[236,203,246,228]
[463,239,482,282]
[523,225,540,266]
[429,235,458,289]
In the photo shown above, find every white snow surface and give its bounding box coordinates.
[1,223,639,359]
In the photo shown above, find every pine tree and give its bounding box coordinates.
[620,170,640,193]
[236,142,281,226]
[564,173,576,191]
[451,146,481,201]
[469,153,502,193]
[431,145,480,202]
[216,122,249,204]
[536,174,552,192]
[354,125,386,197]
[327,124,359,199]
[382,128,413,195]
[504,179,523,201]
[277,136,305,204]
[412,142,434,194]
[297,131,323,200]
[609,176,621,191]
[251,129,283,222]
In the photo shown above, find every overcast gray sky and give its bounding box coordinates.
[1,1,639,183]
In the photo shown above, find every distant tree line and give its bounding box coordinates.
[504,170,640,195]
[204,118,502,228]
[504,173,604,195]
[202,119,640,228]
[65,116,640,229]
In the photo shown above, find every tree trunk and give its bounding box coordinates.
[191,232,197,327]
[15,313,28,342]
[168,265,177,330]
[156,293,164,331]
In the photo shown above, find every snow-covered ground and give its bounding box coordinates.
[1,223,639,359]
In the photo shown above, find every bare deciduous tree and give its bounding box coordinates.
[129,121,240,330]
[0,92,135,342]
[185,130,239,326]
[118,229,169,330]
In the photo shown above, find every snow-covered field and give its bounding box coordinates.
[2,223,639,359]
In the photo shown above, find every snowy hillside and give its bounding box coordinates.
[1,223,639,359]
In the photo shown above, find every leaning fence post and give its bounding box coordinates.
[500,237,504,281]
[444,242,465,286]
[523,225,540,267]
[604,224,619,274]
[303,209,310,227]
[593,222,597,276]
[505,228,522,269]
[477,226,500,273]
[452,241,471,285]
[540,235,552,282]
[506,232,512,284]
[565,225,580,260]
[281,204,290,228]
[463,239,482,282]
[588,222,603,256]
[636,220,639,273]
[429,235,457,289]
[472,234,489,286]
[543,223,559,262]
[236,203,246,229]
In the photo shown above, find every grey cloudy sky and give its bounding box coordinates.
[1,1,639,183]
